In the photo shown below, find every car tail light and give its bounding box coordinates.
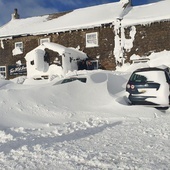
[127,84,135,89]
[126,84,131,89]
[131,85,135,89]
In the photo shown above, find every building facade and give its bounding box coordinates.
[0,24,116,79]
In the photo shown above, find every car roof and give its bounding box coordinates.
[133,67,167,73]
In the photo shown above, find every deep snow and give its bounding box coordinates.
[1,51,170,169]
[0,0,170,168]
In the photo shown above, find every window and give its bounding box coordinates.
[15,42,23,52]
[39,38,50,45]
[90,60,99,69]
[86,32,98,48]
[0,66,6,79]
[130,73,147,83]
[30,60,34,65]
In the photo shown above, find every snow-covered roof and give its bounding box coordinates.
[0,0,170,38]
[0,2,125,38]
[122,0,170,26]
[25,42,88,61]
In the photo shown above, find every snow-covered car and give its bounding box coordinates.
[53,75,87,85]
[126,67,170,108]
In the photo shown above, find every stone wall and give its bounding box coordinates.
[124,20,170,62]
[0,25,116,79]
[51,25,115,70]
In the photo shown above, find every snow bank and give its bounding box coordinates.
[0,54,170,169]
[117,50,170,72]
[25,48,49,78]
[0,0,170,166]
[148,50,170,67]
[0,70,161,129]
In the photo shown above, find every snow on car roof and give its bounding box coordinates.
[134,67,168,72]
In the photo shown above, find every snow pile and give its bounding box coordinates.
[12,46,23,56]
[116,50,170,72]
[0,0,170,167]
[25,47,49,78]
[0,66,170,169]
[25,42,88,79]
[0,50,170,168]
[148,50,170,67]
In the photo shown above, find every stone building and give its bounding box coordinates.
[0,0,170,79]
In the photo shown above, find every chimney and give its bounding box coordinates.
[11,8,20,20]
[129,0,132,6]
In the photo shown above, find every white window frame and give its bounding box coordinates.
[90,60,99,70]
[0,66,6,79]
[86,32,98,48]
[15,42,23,52]
[39,38,50,45]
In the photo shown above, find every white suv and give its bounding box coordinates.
[126,67,170,109]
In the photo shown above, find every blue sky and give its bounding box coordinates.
[0,0,161,26]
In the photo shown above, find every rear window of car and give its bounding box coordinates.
[130,74,147,83]
[130,70,166,83]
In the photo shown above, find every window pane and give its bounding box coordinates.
[0,66,6,78]
[40,38,50,45]
[15,42,23,52]
[86,32,98,48]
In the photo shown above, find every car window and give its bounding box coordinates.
[61,78,76,84]
[130,74,147,83]
[131,70,166,83]
[77,78,87,83]
[61,77,87,84]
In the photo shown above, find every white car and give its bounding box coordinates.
[126,67,170,109]
[53,75,87,85]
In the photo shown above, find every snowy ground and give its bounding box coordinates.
[0,67,170,170]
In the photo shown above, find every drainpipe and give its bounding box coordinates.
[117,17,124,65]
[119,0,132,65]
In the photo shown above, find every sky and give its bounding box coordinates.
[0,0,161,27]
